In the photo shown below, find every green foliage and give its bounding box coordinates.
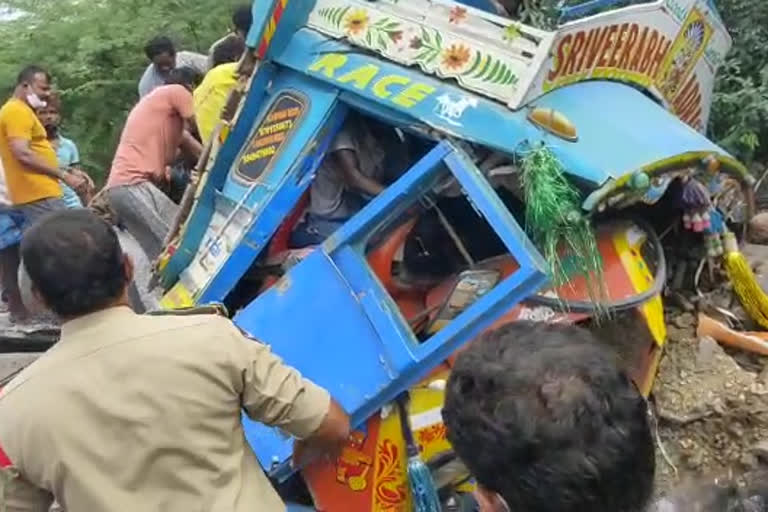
[709,0,768,164]
[0,0,241,183]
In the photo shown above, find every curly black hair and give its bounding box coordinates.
[232,4,253,35]
[442,322,655,512]
[166,66,202,89]
[212,35,245,67]
[144,36,176,60]
[21,210,128,317]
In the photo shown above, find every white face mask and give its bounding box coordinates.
[26,92,46,109]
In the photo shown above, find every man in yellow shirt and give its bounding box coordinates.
[194,36,245,143]
[0,65,84,321]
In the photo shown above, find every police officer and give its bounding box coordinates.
[0,209,350,511]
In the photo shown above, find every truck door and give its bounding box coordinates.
[234,140,548,480]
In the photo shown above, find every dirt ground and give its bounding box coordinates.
[652,313,768,496]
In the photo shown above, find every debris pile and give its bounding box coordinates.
[653,242,768,494]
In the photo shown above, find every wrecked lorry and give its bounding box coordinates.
[152,0,753,509]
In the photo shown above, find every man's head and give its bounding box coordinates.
[37,92,61,137]
[442,322,655,512]
[166,66,202,92]
[144,36,177,78]
[212,35,246,68]
[232,5,253,38]
[16,65,52,108]
[20,210,133,319]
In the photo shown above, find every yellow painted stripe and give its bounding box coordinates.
[265,18,276,40]
[612,227,666,346]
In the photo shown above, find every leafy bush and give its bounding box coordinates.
[0,0,239,183]
[709,0,768,164]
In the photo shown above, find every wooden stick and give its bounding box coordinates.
[697,313,768,356]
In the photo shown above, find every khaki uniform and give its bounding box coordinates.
[0,307,330,511]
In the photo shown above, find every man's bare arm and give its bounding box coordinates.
[8,139,84,189]
[336,149,385,197]
[180,130,203,160]
[292,399,350,468]
[9,138,61,179]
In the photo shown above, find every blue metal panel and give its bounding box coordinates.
[197,73,346,303]
[456,0,504,13]
[531,80,734,182]
[276,29,727,185]
[159,64,278,287]
[272,29,546,157]
[246,0,276,48]
[234,141,547,481]
[274,29,738,186]
[286,504,316,512]
[559,0,642,22]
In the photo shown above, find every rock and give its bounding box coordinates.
[667,325,691,343]
[697,336,719,366]
[727,421,745,438]
[751,440,768,461]
[740,452,759,471]
[748,213,768,245]
[669,291,696,312]
[674,312,697,330]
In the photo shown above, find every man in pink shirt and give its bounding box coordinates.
[105,67,202,261]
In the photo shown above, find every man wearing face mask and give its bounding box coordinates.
[442,322,655,512]
[0,65,84,322]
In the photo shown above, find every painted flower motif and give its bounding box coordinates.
[441,44,471,70]
[344,9,369,35]
[409,37,423,49]
[503,24,521,42]
[393,26,418,53]
[449,6,468,24]
[388,30,403,43]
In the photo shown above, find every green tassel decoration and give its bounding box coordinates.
[521,144,605,311]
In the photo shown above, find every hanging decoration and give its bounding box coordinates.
[681,178,712,233]
[723,231,768,330]
[520,144,605,309]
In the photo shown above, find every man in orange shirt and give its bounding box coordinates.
[0,65,84,321]
[105,67,201,262]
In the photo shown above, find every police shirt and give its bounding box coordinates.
[0,306,330,511]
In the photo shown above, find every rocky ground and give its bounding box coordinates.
[651,243,768,496]
[653,315,768,494]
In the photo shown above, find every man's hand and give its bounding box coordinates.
[72,168,95,190]
[335,149,385,197]
[61,171,86,190]
[291,399,350,469]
